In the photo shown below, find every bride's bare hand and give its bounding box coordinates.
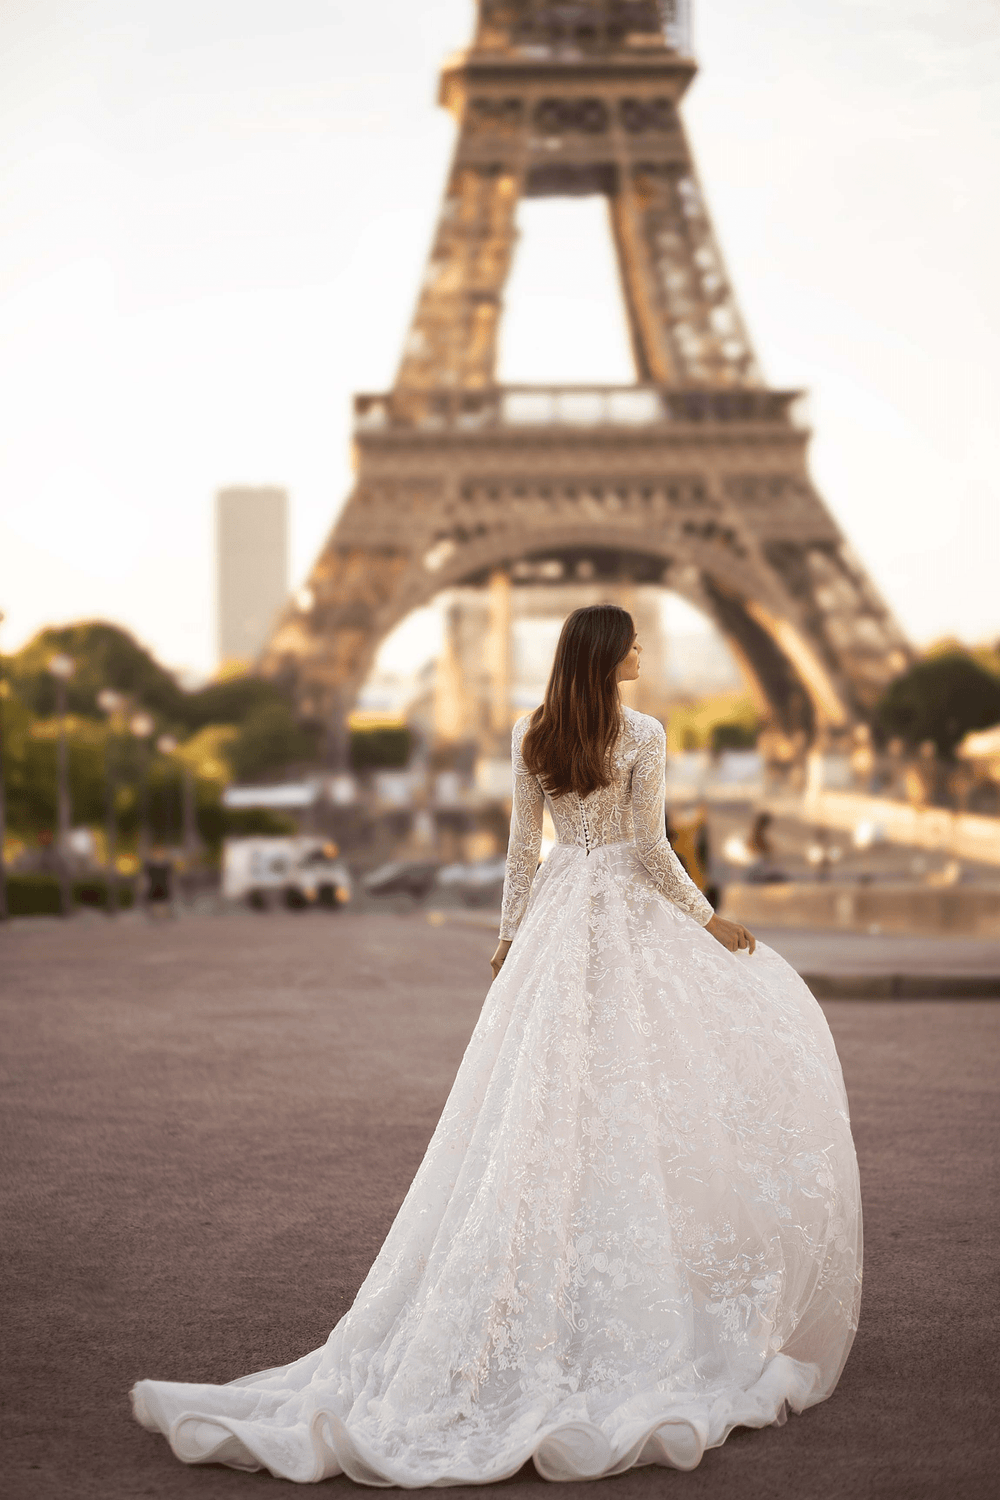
[490,940,512,980]
[705,914,756,955]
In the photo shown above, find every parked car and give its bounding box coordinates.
[222,837,353,911]
[362,860,442,900]
[436,857,507,907]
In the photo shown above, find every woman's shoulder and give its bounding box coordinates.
[512,711,537,747]
[621,706,666,747]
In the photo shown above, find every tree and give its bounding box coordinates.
[350,725,412,771]
[7,622,186,722]
[227,704,321,781]
[0,694,107,837]
[3,620,298,733]
[875,653,1000,758]
[182,675,293,733]
[665,692,760,754]
[710,720,758,752]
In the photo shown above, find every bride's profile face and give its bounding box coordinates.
[616,635,642,682]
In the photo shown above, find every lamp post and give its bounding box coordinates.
[155,733,184,906]
[156,734,178,850]
[0,610,8,922]
[181,758,199,872]
[97,689,126,915]
[48,653,76,917]
[130,711,155,865]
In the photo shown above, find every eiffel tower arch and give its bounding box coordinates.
[260,0,911,752]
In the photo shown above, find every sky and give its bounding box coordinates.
[1,0,998,683]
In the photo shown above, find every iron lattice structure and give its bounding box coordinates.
[261,0,910,748]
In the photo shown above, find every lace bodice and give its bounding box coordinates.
[499,707,715,940]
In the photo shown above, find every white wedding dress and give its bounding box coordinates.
[132,707,862,1486]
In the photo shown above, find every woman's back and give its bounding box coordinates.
[499,705,714,941]
[518,703,661,852]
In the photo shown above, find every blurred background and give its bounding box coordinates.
[1,0,999,930]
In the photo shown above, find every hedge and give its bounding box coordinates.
[4,873,135,916]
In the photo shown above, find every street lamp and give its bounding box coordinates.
[48,653,76,917]
[97,689,126,916]
[163,739,202,877]
[130,712,155,863]
[155,735,201,868]
[156,735,179,853]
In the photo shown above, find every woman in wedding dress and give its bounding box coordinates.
[132,604,862,1486]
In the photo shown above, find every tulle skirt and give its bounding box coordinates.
[132,840,862,1485]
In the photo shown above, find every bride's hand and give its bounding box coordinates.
[490,940,512,979]
[705,914,756,955]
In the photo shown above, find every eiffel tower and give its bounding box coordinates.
[260,0,910,754]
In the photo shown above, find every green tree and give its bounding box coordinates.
[7,622,186,722]
[710,719,758,752]
[3,620,300,734]
[875,653,1000,757]
[349,725,412,771]
[665,692,760,754]
[1,695,107,838]
[182,675,292,733]
[227,704,321,781]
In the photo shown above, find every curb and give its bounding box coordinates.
[804,973,1000,1000]
[426,912,1000,999]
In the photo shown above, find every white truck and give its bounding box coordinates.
[222,836,353,911]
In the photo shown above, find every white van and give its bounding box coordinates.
[222,837,353,911]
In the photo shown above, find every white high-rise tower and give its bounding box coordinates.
[215,486,289,667]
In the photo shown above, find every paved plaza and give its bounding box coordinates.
[2,909,998,1500]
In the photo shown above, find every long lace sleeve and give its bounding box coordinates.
[631,721,714,926]
[498,720,544,941]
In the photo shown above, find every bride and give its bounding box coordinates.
[132,604,862,1486]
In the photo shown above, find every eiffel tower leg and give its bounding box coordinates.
[691,575,824,739]
[610,161,761,389]
[395,161,521,397]
[262,541,415,746]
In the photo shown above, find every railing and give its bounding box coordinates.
[667,748,1000,818]
[475,1,692,58]
[354,385,805,434]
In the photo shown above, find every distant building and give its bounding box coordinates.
[216,486,289,666]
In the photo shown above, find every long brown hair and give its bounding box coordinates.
[521,604,635,799]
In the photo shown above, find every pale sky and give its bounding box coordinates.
[1,0,998,682]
